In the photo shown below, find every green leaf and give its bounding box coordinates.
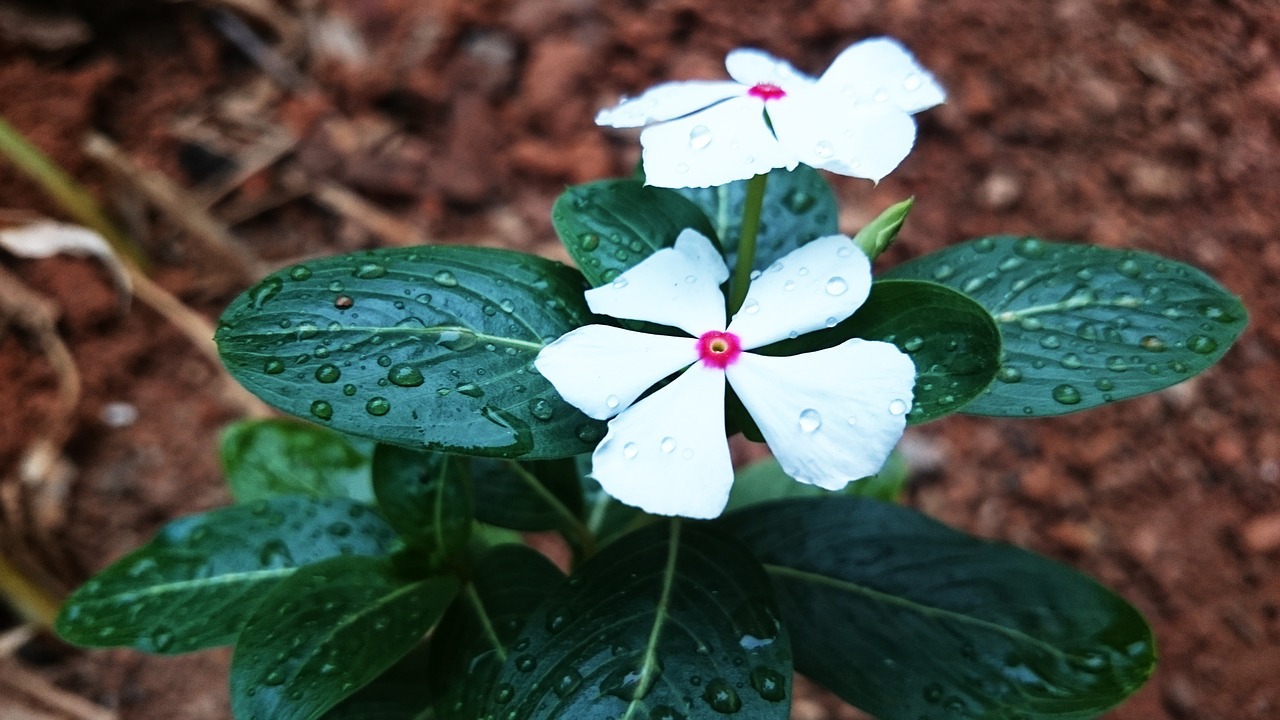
[429,544,564,718]
[852,197,913,260]
[216,246,606,459]
[719,497,1156,720]
[479,521,792,719]
[55,497,396,653]
[470,457,584,533]
[673,164,838,271]
[886,236,1247,416]
[231,557,458,720]
[551,179,719,287]
[758,279,1002,425]
[220,419,373,503]
[323,643,434,720]
[371,445,471,567]
[725,450,908,513]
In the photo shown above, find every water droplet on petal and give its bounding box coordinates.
[743,299,760,314]
[612,277,629,289]
[903,73,923,91]
[888,399,908,416]
[606,395,620,409]
[798,409,822,432]
[783,280,796,292]
[689,125,712,150]
[1052,384,1082,405]
[661,437,677,453]
[366,397,391,415]
[310,400,333,420]
[1187,334,1218,354]
[825,277,848,295]
[623,442,639,459]
[676,163,690,174]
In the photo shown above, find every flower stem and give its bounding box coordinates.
[726,172,768,316]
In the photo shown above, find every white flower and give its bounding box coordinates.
[535,229,916,519]
[596,37,946,189]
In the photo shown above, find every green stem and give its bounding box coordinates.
[0,117,149,268]
[727,173,768,316]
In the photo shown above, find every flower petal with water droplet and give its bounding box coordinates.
[591,364,733,518]
[639,95,796,188]
[727,339,915,490]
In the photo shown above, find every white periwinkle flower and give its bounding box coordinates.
[596,37,945,189]
[535,229,916,519]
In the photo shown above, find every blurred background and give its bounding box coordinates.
[0,0,1276,718]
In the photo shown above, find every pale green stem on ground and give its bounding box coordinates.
[726,173,769,316]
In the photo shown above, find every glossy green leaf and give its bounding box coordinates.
[371,445,471,567]
[429,544,564,719]
[220,419,373,502]
[470,457,584,533]
[852,197,913,260]
[323,644,433,720]
[725,450,908,513]
[551,179,719,287]
[887,236,1247,416]
[673,164,838,271]
[55,497,396,653]
[216,247,605,459]
[720,497,1156,720]
[758,279,1002,425]
[231,557,458,720]
[479,521,792,719]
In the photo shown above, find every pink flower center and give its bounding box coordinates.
[748,83,787,101]
[697,330,743,369]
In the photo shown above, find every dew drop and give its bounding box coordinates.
[676,162,690,174]
[1105,355,1129,372]
[1051,384,1082,405]
[264,669,287,686]
[1060,353,1083,369]
[743,299,760,314]
[703,679,742,713]
[661,436,677,454]
[249,277,283,308]
[354,262,387,279]
[1116,258,1142,278]
[1094,378,1114,391]
[606,395,620,409]
[365,397,391,416]
[1038,335,1061,349]
[922,683,944,703]
[1139,335,1166,352]
[783,280,796,292]
[623,442,639,459]
[263,358,285,375]
[315,364,341,383]
[432,270,458,287]
[515,655,537,672]
[288,265,312,281]
[903,73,923,91]
[333,295,354,309]
[529,398,555,421]
[903,336,925,352]
[749,667,787,702]
[825,277,848,295]
[932,264,955,280]
[888,399,909,416]
[554,669,583,698]
[388,364,425,387]
[689,124,712,150]
[1187,334,1218,354]
[612,277,629,289]
[783,189,816,213]
[996,366,1023,383]
[974,237,996,253]
[578,233,600,251]
[456,383,485,398]
[310,400,333,420]
[798,408,822,432]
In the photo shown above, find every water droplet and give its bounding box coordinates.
[782,280,796,292]
[515,655,537,672]
[962,277,988,294]
[310,400,333,420]
[743,299,760,314]
[529,398,554,421]
[888,399,908,416]
[432,270,458,287]
[494,683,514,704]
[689,124,712,150]
[315,364,341,383]
[334,295,354,309]
[996,366,1023,383]
[388,364,424,387]
[998,257,1024,272]
[825,277,848,295]
[1106,355,1129,372]
[554,669,583,698]
[249,277,283,308]
[288,265,312,281]
[263,358,285,375]
[1060,353,1083,369]
[1187,334,1218,354]
[577,424,604,444]
[676,162,690,174]
[1013,237,1047,259]
[264,669,287,686]
[814,140,834,158]
[1139,335,1166,352]
[902,336,924,352]
[1038,335,1061,350]
[258,538,294,568]
[1052,384,1082,405]
[354,262,387,279]
[456,383,484,398]
[365,397,390,415]
[932,264,955,280]
[1116,258,1142,278]
[903,73,923,91]
[749,666,787,702]
[612,277,629,289]
[606,395,620,409]
[798,409,822,433]
[578,233,600,251]
[661,436,677,453]
[703,679,742,713]
[783,189,816,213]
[499,298,516,313]
[623,442,639,459]
[922,682,944,703]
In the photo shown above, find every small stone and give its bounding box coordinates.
[1125,159,1191,203]
[1241,512,1280,553]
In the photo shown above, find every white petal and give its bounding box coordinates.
[725,48,814,89]
[817,37,945,113]
[595,81,745,128]
[591,363,734,518]
[585,228,729,336]
[769,93,918,182]
[535,325,697,419]
[727,235,871,349]
[727,339,915,490]
[639,96,797,188]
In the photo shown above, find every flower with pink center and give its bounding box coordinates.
[595,37,946,189]
[535,229,916,519]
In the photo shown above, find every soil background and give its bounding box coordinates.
[1,1,1277,719]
